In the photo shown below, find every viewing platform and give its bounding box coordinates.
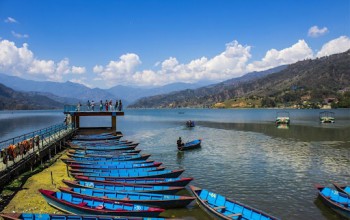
[64,105,124,130]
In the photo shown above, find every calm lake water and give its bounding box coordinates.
[0,108,350,220]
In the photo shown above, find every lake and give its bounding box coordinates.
[0,108,350,220]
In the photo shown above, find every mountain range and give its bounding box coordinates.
[0,73,208,107]
[129,50,350,108]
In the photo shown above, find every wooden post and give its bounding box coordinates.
[76,115,80,129]
[51,171,54,185]
[112,114,116,131]
[66,165,70,177]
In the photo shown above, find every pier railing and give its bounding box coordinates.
[0,123,75,171]
[64,104,123,113]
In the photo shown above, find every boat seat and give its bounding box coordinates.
[227,213,242,217]
[96,204,104,210]
[213,206,226,211]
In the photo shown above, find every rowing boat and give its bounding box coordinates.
[315,184,350,218]
[190,185,280,220]
[74,176,193,187]
[59,187,195,208]
[70,169,184,179]
[62,179,184,194]
[39,189,163,217]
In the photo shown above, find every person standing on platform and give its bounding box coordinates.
[99,100,103,111]
[115,100,119,112]
[105,100,108,111]
[118,100,123,111]
[91,100,95,111]
[109,100,113,111]
[77,102,81,111]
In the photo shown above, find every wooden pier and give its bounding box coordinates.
[63,105,124,130]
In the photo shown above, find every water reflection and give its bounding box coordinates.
[276,124,289,129]
[199,121,350,142]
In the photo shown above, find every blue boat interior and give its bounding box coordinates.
[73,187,179,201]
[199,189,273,220]
[56,191,149,211]
[21,212,166,220]
[344,186,350,194]
[321,187,350,208]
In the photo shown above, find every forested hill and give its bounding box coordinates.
[129,50,350,108]
[0,83,63,110]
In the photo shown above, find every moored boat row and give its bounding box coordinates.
[38,132,196,219]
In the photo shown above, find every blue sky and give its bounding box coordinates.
[0,0,349,88]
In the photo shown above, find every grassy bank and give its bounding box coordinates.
[1,153,74,214]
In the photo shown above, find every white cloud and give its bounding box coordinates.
[11,31,29,39]
[0,39,86,81]
[93,53,142,86]
[94,40,252,86]
[4,17,18,23]
[316,36,350,57]
[93,65,103,73]
[72,66,86,74]
[308,26,328,38]
[247,40,314,72]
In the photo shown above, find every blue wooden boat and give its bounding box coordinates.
[65,153,151,162]
[39,189,164,217]
[70,169,184,179]
[69,166,165,174]
[315,184,350,218]
[75,176,193,187]
[0,213,169,220]
[62,180,184,194]
[62,159,156,166]
[72,135,122,141]
[66,152,140,159]
[60,187,195,208]
[190,185,280,220]
[71,139,131,146]
[178,139,201,151]
[333,182,350,196]
[68,161,162,170]
[69,143,139,151]
[68,149,142,156]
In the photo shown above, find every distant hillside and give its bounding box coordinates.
[0,83,63,110]
[107,82,209,104]
[130,51,350,108]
